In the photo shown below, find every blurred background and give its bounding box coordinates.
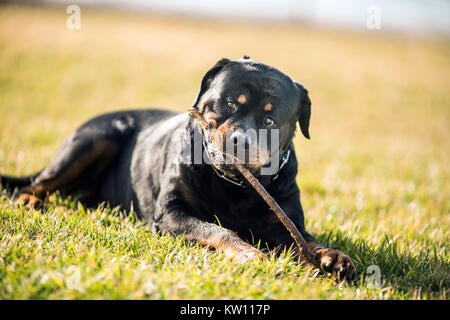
[0,1,449,252]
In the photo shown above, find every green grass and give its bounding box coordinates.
[0,5,449,299]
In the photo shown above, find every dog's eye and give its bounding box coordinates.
[226,101,237,110]
[264,117,275,126]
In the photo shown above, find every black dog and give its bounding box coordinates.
[0,57,355,280]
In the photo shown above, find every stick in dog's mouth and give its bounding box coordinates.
[188,108,320,268]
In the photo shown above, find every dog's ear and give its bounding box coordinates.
[294,81,311,139]
[191,58,232,111]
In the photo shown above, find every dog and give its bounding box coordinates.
[0,57,356,280]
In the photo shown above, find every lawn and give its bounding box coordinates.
[0,4,448,299]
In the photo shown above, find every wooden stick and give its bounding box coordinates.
[188,108,208,129]
[233,162,319,267]
[188,108,319,267]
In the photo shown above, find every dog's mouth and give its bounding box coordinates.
[204,139,269,178]
[205,141,242,177]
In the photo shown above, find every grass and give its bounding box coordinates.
[0,4,449,299]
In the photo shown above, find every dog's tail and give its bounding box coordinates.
[0,172,41,190]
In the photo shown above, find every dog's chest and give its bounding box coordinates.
[200,183,267,231]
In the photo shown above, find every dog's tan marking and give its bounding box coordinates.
[237,94,247,104]
[307,240,326,253]
[198,232,266,263]
[15,193,44,210]
[204,112,220,130]
[205,111,220,120]
[264,103,273,111]
[213,122,234,143]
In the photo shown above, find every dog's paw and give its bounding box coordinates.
[314,248,356,281]
[14,193,44,210]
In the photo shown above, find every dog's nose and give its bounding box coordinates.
[230,131,251,150]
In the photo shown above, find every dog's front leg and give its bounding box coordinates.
[154,206,266,263]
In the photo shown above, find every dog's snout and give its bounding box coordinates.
[230,131,251,149]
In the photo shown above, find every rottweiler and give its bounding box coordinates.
[0,57,355,280]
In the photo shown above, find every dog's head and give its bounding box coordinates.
[191,57,311,178]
